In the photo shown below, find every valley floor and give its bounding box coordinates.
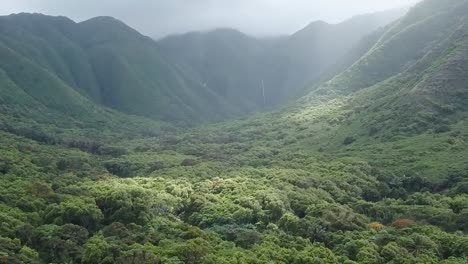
[1,95,468,263]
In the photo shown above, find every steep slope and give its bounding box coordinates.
[302,0,468,136]
[73,17,227,122]
[0,9,405,125]
[241,0,468,177]
[159,8,407,111]
[0,14,174,141]
[0,14,227,124]
[159,29,286,112]
[282,8,407,97]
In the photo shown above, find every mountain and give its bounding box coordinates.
[0,10,405,126]
[237,0,468,180]
[0,14,183,144]
[3,1,468,263]
[0,13,236,125]
[300,0,468,138]
[158,29,286,114]
[159,8,407,111]
[281,8,408,97]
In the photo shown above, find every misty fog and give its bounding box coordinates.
[1,0,419,38]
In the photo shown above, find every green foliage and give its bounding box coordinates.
[82,234,112,264]
[43,197,104,230]
[1,0,468,263]
[0,6,405,127]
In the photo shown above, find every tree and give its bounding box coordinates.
[356,245,381,264]
[380,242,410,264]
[343,136,356,145]
[18,246,40,264]
[32,224,88,263]
[368,222,384,231]
[43,198,103,230]
[82,234,112,264]
[97,188,152,225]
[449,196,468,214]
[392,219,415,229]
[176,238,212,264]
[278,213,300,234]
[401,234,438,257]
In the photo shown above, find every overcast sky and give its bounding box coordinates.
[0,0,420,38]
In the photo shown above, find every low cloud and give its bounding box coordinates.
[0,0,420,38]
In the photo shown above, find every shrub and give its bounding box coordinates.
[148,161,165,172]
[181,159,197,167]
[56,156,90,172]
[0,157,13,174]
[368,222,385,231]
[103,161,138,177]
[98,145,129,157]
[344,136,356,145]
[392,219,415,229]
[435,125,451,133]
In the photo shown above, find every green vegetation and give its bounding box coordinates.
[0,14,242,124]
[2,105,468,263]
[0,10,404,125]
[1,0,468,263]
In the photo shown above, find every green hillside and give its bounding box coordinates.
[282,8,407,97]
[0,10,405,125]
[1,0,468,263]
[0,14,232,124]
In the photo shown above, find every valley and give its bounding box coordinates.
[1,0,468,263]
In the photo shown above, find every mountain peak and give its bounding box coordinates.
[77,15,148,44]
[306,20,330,27]
[0,12,75,25]
[81,16,122,24]
[300,20,331,32]
[79,15,132,30]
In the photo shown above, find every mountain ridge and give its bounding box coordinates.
[159,7,407,115]
[0,8,406,125]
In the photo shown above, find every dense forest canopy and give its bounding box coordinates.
[1,0,468,263]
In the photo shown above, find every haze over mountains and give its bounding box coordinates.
[159,8,407,112]
[0,7,406,126]
[0,0,420,38]
[2,0,468,263]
